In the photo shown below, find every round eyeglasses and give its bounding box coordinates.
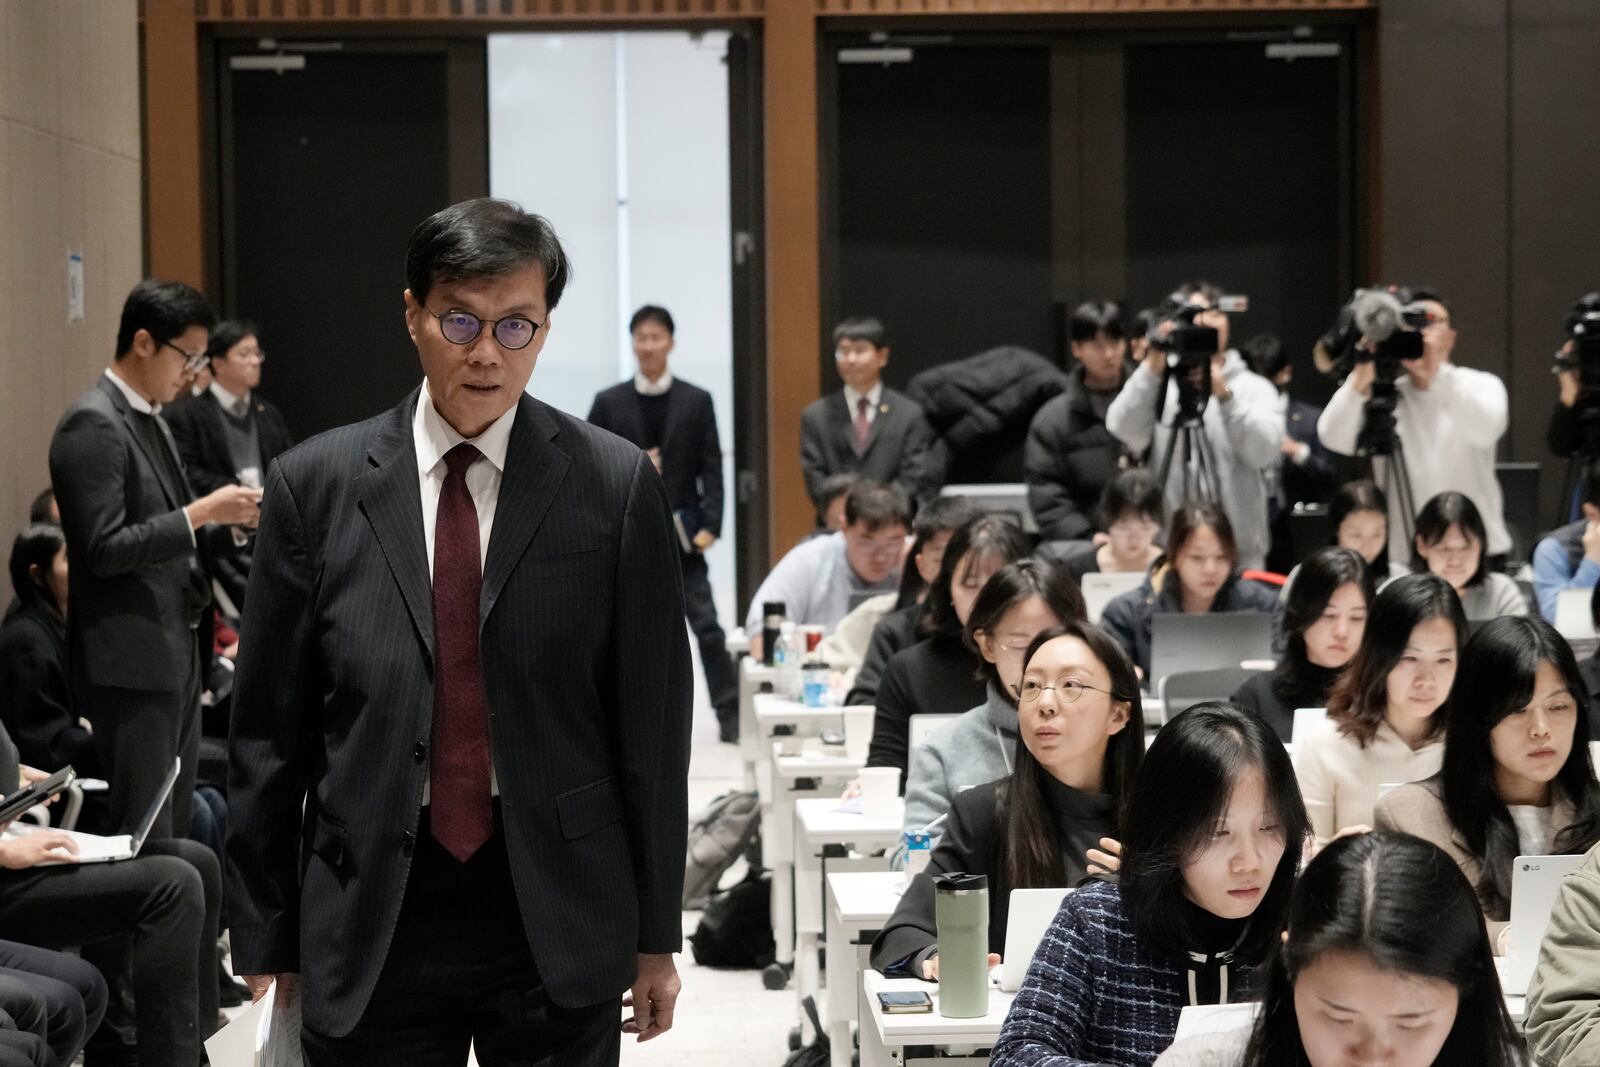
[1017,678,1116,704]
[160,340,210,374]
[430,309,543,351]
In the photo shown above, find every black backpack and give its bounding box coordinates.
[688,870,775,969]
[780,997,830,1067]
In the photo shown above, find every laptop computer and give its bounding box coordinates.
[1149,612,1275,692]
[996,888,1072,992]
[939,484,1037,534]
[1502,853,1586,995]
[1555,588,1598,640]
[34,757,180,866]
[1081,572,1145,625]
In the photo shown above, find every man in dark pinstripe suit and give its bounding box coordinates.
[225,199,693,1064]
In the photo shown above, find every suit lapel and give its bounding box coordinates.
[481,396,569,625]
[99,377,182,509]
[356,390,436,659]
[658,383,683,458]
[860,390,892,458]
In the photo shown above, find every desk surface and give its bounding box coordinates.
[775,742,865,781]
[796,797,904,845]
[754,692,846,726]
[863,969,1014,1044]
[827,870,906,924]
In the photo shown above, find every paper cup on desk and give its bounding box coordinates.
[859,767,900,820]
[842,707,874,761]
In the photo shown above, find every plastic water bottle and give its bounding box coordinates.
[774,622,801,700]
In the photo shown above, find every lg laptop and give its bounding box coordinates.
[1502,853,1586,995]
[996,888,1073,992]
[1081,572,1145,625]
[34,757,180,865]
[1149,613,1274,691]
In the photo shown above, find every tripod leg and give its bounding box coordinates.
[1157,422,1184,501]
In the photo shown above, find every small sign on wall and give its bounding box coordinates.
[67,250,85,322]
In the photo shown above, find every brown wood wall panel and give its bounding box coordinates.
[192,0,763,19]
[815,0,1371,13]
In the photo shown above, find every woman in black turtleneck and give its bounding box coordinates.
[1232,547,1370,742]
[871,621,1145,978]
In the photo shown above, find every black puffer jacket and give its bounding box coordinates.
[1023,362,1135,541]
[907,346,1067,486]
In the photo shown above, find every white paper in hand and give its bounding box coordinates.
[204,980,304,1067]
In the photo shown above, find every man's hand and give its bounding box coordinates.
[243,973,297,1007]
[1140,342,1167,379]
[17,766,60,808]
[0,831,79,869]
[1347,359,1376,398]
[922,952,1001,981]
[693,530,716,552]
[1209,354,1231,400]
[621,953,679,1042]
[191,484,263,529]
[1560,345,1580,408]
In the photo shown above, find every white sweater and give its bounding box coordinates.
[1317,362,1510,558]
[1291,716,1444,849]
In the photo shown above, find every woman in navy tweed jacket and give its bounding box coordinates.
[992,704,1310,1067]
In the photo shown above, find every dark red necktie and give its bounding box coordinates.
[430,442,493,862]
[854,396,871,450]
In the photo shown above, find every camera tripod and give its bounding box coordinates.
[1157,416,1224,507]
[1361,438,1418,554]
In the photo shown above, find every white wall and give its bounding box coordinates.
[488,31,737,625]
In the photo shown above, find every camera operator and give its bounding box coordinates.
[1105,281,1282,570]
[1547,292,1600,460]
[1317,289,1511,566]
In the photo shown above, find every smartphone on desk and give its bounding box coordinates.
[877,990,933,1014]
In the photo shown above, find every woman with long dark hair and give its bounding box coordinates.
[1293,573,1465,849]
[1376,615,1600,952]
[865,515,1036,777]
[990,703,1310,1066]
[1155,831,1524,1067]
[1280,480,1405,601]
[1411,491,1529,620]
[871,621,1144,978]
[1233,548,1368,741]
[1101,502,1280,678]
[901,558,1091,842]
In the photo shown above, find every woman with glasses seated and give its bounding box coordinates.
[1410,491,1529,620]
[871,621,1143,979]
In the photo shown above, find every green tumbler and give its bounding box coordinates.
[933,872,990,1018]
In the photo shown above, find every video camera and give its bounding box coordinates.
[1145,294,1248,424]
[1314,288,1428,457]
[1552,293,1600,457]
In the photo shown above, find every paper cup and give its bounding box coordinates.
[842,707,874,761]
[859,766,901,820]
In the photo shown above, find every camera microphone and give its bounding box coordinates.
[1351,289,1405,344]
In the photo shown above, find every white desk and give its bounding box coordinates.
[726,626,752,655]
[765,742,868,984]
[824,871,906,1067]
[738,659,776,789]
[859,969,1013,1067]
[794,798,904,1035]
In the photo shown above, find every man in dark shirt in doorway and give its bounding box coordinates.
[588,306,739,741]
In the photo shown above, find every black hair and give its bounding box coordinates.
[1438,615,1600,918]
[1069,301,1126,344]
[1274,547,1369,703]
[1096,469,1164,531]
[963,558,1089,698]
[206,319,260,363]
[818,472,859,513]
[1329,479,1391,589]
[831,316,888,350]
[1001,621,1145,888]
[1581,458,1600,509]
[1241,831,1523,1067]
[1157,501,1239,603]
[1408,287,1451,319]
[919,515,1032,638]
[1171,280,1225,309]
[405,198,571,311]
[1131,307,1163,342]
[27,488,55,525]
[842,480,911,534]
[629,305,675,336]
[1413,491,1489,588]
[1241,333,1288,381]
[114,279,216,360]
[1120,702,1309,964]
[9,523,65,616]
[892,496,981,610]
[1327,573,1466,748]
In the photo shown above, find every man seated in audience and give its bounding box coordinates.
[1243,332,1339,573]
[800,317,935,514]
[814,472,858,534]
[744,481,911,646]
[1105,281,1282,570]
[163,319,294,612]
[1024,300,1135,543]
[1532,460,1600,623]
[1318,287,1511,566]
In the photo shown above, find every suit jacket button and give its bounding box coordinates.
[402,830,416,855]
[413,742,427,763]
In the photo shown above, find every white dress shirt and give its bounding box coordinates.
[210,380,252,417]
[634,369,675,397]
[104,368,199,546]
[413,380,518,576]
[413,381,517,801]
[842,381,884,427]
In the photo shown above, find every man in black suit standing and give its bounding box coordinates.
[588,305,739,742]
[165,319,295,611]
[48,279,263,840]
[799,317,934,517]
[226,198,693,1064]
